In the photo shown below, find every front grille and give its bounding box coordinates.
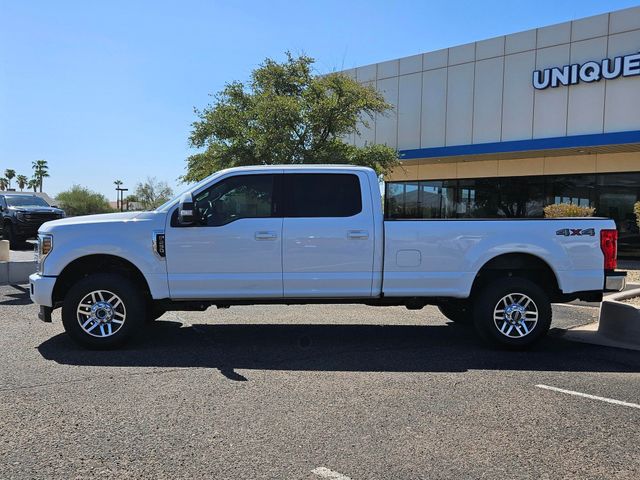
[22,213,61,226]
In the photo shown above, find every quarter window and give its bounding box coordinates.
[284,174,362,217]
[193,174,276,226]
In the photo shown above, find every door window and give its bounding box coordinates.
[193,174,277,226]
[284,173,362,217]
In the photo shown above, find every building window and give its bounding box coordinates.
[385,172,640,257]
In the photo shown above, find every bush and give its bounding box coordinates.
[56,185,114,216]
[543,203,595,218]
[635,201,640,229]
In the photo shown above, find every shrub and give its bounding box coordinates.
[543,203,595,218]
[56,185,114,216]
[634,201,640,229]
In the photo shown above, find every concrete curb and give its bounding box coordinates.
[562,287,640,351]
[0,261,36,285]
[605,287,640,302]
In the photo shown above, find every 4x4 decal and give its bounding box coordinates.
[556,228,595,237]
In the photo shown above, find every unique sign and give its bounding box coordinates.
[533,50,640,89]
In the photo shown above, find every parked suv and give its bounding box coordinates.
[0,194,65,247]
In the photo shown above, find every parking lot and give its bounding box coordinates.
[1,284,639,479]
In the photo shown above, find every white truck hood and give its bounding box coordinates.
[39,211,160,232]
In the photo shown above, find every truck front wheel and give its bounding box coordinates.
[472,277,551,349]
[62,273,145,349]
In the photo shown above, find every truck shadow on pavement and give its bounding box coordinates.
[37,320,640,380]
[0,285,33,306]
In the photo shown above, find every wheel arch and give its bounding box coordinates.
[52,254,152,306]
[470,252,561,300]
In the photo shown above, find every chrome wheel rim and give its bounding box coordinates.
[77,290,126,338]
[493,293,538,339]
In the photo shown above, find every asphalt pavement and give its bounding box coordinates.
[1,285,639,479]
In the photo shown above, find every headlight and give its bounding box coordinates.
[36,234,53,273]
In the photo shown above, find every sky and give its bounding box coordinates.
[1,0,639,200]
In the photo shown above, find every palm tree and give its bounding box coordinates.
[31,159,50,192]
[0,178,8,191]
[4,169,15,189]
[16,175,28,191]
[114,180,123,210]
[27,178,38,192]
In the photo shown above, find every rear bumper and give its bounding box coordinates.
[29,273,56,308]
[604,271,626,292]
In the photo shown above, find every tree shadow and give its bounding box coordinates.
[37,320,640,379]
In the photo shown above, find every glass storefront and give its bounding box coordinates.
[385,171,640,257]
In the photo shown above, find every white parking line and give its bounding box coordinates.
[536,384,640,410]
[312,467,353,480]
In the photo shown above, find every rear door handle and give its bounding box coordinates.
[347,230,369,240]
[255,231,278,241]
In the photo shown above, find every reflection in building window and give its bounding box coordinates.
[385,171,640,256]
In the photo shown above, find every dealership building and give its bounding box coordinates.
[342,6,640,256]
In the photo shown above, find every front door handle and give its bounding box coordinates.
[255,231,278,241]
[347,230,369,240]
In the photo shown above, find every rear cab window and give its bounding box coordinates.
[284,173,362,217]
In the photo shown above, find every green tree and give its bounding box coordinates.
[124,194,138,211]
[4,169,15,189]
[0,178,7,191]
[56,185,114,216]
[183,52,399,183]
[134,177,173,210]
[16,174,28,191]
[32,159,50,192]
[27,178,38,192]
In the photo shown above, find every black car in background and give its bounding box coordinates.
[0,194,65,248]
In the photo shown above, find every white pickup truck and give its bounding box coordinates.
[30,165,626,349]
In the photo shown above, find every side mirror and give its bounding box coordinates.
[178,193,196,226]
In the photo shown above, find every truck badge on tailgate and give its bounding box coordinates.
[556,228,595,236]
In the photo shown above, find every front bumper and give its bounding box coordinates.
[29,273,56,308]
[14,223,40,238]
[604,271,626,292]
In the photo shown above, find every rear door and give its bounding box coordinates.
[282,171,375,297]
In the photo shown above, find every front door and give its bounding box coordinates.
[165,172,283,299]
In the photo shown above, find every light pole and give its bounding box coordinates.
[114,180,123,210]
[115,187,128,212]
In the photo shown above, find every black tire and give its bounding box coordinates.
[438,302,473,324]
[62,273,146,349]
[472,277,552,349]
[3,222,19,249]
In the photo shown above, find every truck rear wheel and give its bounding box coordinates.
[472,277,551,349]
[438,302,473,324]
[62,273,145,349]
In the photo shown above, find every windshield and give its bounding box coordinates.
[4,195,50,207]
